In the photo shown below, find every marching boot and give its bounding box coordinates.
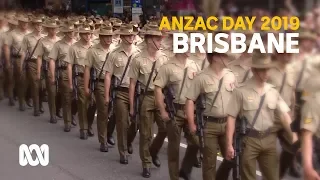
[107,117,116,145]
[100,143,108,152]
[142,168,151,178]
[80,130,88,140]
[120,155,128,164]
[71,115,77,126]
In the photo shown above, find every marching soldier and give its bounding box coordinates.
[103,24,141,163]
[128,24,168,178]
[0,14,8,100]
[84,25,115,150]
[153,38,201,180]
[20,16,44,116]
[3,15,30,108]
[47,22,75,127]
[161,30,175,59]
[67,24,92,138]
[185,46,236,180]
[225,51,297,180]
[300,63,320,180]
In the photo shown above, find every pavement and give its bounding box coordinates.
[0,99,302,180]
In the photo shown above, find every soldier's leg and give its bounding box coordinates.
[127,118,137,154]
[6,66,15,105]
[56,89,62,118]
[139,95,155,175]
[107,113,116,145]
[76,76,88,138]
[71,99,77,126]
[15,59,26,110]
[115,91,130,159]
[240,137,261,180]
[0,66,4,100]
[257,134,279,180]
[61,79,72,131]
[95,83,109,148]
[167,117,184,180]
[201,122,219,180]
[149,105,167,167]
[45,72,57,122]
[180,121,199,178]
[279,150,294,178]
[87,100,96,137]
[27,63,40,115]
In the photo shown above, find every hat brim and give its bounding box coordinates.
[17,18,30,23]
[77,30,93,33]
[143,32,163,36]
[299,35,317,41]
[115,30,138,35]
[43,24,59,28]
[60,29,74,32]
[8,20,18,25]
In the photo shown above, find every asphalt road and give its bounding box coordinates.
[0,100,302,180]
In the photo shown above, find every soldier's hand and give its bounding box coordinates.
[69,84,73,91]
[160,110,170,122]
[50,77,55,85]
[129,108,134,117]
[292,132,298,144]
[189,123,197,134]
[104,97,110,105]
[304,168,320,180]
[226,145,235,161]
[36,73,41,81]
[85,88,90,96]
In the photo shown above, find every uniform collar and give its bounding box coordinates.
[203,67,229,80]
[246,78,274,95]
[118,44,138,57]
[169,56,193,68]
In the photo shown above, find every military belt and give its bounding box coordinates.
[116,87,129,93]
[246,128,271,139]
[141,89,154,96]
[27,58,37,63]
[11,55,21,58]
[59,66,67,70]
[173,103,185,111]
[97,79,105,83]
[204,116,227,124]
[76,72,84,78]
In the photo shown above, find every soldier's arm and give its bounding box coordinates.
[154,66,169,114]
[185,75,202,127]
[103,53,115,104]
[19,37,28,72]
[66,47,75,88]
[34,41,44,79]
[277,94,294,141]
[128,57,140,114]
[3,33,13,68]
[84,49,93,93]
[226,89,242,148]
[301,130,314,172]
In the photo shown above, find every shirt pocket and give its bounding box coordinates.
[114,56,126,75]
[169,70,182,84]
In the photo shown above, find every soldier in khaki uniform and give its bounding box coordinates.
[20,16,44,115]
[161,30,175,59]
[104,24,141,162]
[268,50,301,178]
[128,24,168,178]
[154,39,201,180]
[67,24,92,138]
[225,51,296,180]
[300,66,320,180]
[3,15,30,108]
[0,15,8,100]
[185,48,236,180]
[42,19,71,123]
[84,25,115,151]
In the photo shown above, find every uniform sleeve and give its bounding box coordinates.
[185,75,202,101]
[276,95,290,113]
[226,88,242,118]
[128,56,140,80]
[34,41,45,60]
[65,46,75,64]
[47,42,58,60]
[3,32,13,46]
[84,49,94,68]
[103,51,116,74]
[153,65,169,88]
[300,100,319,134]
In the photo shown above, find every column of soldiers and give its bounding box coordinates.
[0,11,320,180]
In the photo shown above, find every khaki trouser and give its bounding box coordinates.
[60,69,73,126]
[115,90,138,158]
[167,109,199,180]
[139,94,167,168]
[26,61,42,112]
[75,76,88,130]
[44,68,61,118]
[241,134,279,180]
[202,121,230,180]
[14,58,28,106]
[94,81,108,143]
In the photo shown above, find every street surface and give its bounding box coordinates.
[0,100,301,180]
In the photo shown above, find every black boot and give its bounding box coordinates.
[127,143,133,154]
[151,155,161,168]
[8,98,15,106]
[80,130,88,140]
[193,157,201,168]
[120,155,128,164]
[71,115,77,126]
[19,103,26,111]
[142,168,151,178]
[50,117,57,124]
[179,170,190,180]
[100,143,108,152]
[26,99,33,107]
[56,108,63,118]
[107,116,116,145]
[107,136,115,146]
[34,110,40,116]
[64,125,71,132]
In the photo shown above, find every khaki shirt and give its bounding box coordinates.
[189,53,209,70]
[128,50,169,91]
[21,32,44,59]
[267,64,295,107]
[35,36,61,62]
[227,58,252,85]
[47,38,74,63]
[153,56,201,104]
[85,43,115,79]
[67,41,92,73]
[301,94,320,138]
[137,41,146,50]
[227,78,290,131]
[4,29,29,56]
[186,68,236,117]
[103,45,140,88]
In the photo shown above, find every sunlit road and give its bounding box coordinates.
[0,100,301,180]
